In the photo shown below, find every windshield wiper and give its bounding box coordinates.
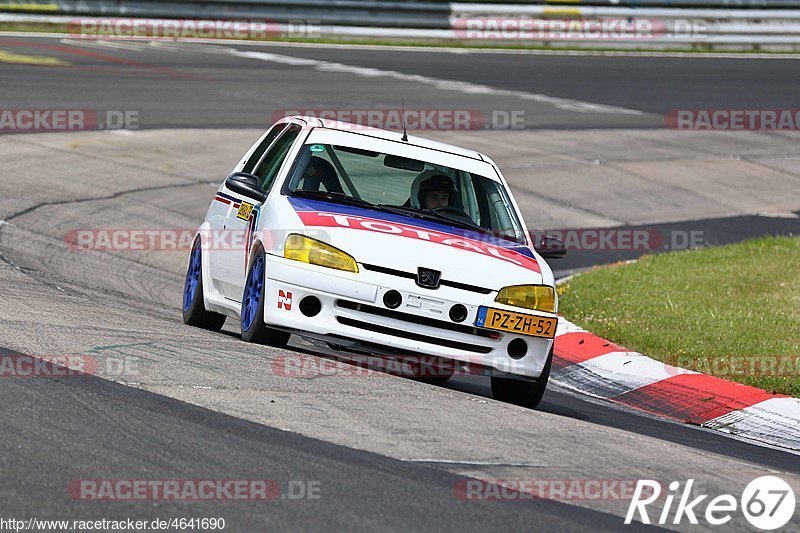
[289,189,375,209]
[377,204,489,235]
[290,190,416,219]
[374,204,427,220]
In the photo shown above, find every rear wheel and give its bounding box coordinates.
[490,345,552,409]
[240,251,290,347]
[182,240,226,331]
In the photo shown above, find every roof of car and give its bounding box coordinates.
[294,116,486,162]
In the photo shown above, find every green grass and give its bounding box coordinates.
[558,236,800,396]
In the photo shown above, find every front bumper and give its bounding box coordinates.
[263,255,554,378]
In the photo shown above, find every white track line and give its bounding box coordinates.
[228,49,643,115]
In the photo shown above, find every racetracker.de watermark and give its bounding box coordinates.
[0,110,138,132]
[665,109,800,130]
[0,354,137,379]
[64,228,331,252]
[271,109,526,130]
[0,354,97,378]
[67,18,320,40]
[454,479,651,501]
[665,355,800,378]
[64,228,706,253]
[530,228,705,252]
[67,479,321,501]
[452,17,707,40]
[271,353,496,379]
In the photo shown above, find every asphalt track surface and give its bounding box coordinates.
[1,346,651,532]
[0,36,798,129]
[1,36,799,531]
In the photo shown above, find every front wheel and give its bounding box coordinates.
[490,345,552,409]
[240,251,290,347]
[182,240,226,331]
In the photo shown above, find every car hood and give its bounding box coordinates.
[285,196,545,290]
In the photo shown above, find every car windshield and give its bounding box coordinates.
[285,143,526,244]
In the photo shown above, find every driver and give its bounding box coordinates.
[299,156,344,194]
[410,172,457,210]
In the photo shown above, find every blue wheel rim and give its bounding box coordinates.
[183,242,202,312]
[241,254,265,332]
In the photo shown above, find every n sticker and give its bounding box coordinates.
[236,201,254,221]
[278,290,292,310]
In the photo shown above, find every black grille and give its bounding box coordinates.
[361,264,492,294]
[336,300,496,339]
[336,317,493,354]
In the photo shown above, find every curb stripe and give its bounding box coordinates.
[611,373,785,424]
[704,397,800,450]
[552,316,800,450]
[552,331,624,367]
[555,351,696,399]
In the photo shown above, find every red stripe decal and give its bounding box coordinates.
[214,196,241,209]
[611,374,786,424]
[297,210,540,273]
[553,332,626,368]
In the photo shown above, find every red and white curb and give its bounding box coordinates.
[551,317,800,452]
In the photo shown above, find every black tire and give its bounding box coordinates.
[490,345,552,409]
[240,250,290,347]
[182,240,226,331]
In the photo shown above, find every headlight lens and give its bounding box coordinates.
[495,285,555,313]
[284,234,358,273]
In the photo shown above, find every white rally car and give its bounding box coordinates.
[182,116,565,408]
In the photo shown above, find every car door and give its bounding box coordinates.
[215,122,304,301]
[207,123,286,294]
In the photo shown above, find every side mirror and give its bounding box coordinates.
[534,235,567,259]
[224,172,267,203]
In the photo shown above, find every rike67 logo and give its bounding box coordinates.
[626,476,796,530]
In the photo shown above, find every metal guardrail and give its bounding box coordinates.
[3,1,800,49]
[6,0,800,15]
[0,1,453,28]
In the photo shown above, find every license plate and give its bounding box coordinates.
[475,306,556,338]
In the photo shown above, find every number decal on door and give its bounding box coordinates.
[237,202,254,221]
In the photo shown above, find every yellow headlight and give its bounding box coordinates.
[495,285,555,313]
[284,234,358,273]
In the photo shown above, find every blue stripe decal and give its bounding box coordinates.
[216,191,239,203]
[288,196,534,258]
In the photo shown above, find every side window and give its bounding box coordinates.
[242,124,285,174]
[254,124,302,190]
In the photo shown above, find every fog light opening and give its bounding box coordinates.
[507,338,528,359]
[299,296,322,317]
[449,304,468,323]
[383,290,402,309]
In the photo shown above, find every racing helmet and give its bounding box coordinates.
[410,171,457,209]
[301,156,343,193]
